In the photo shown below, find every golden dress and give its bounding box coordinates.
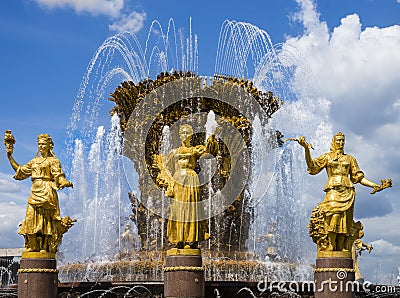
[165,145,209,244]
[15,156,65,237]
[308,152,364,236]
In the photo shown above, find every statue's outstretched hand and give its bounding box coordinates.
[59,181,73,189]
[298,136,309,149]
[371,179,392,194]
[283,136,314,150]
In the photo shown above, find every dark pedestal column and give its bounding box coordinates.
[18,254,58,298]
[164,248,205,298]
[314,251,355,298]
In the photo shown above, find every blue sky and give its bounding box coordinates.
[0,0,399,285]
[0,0,398,147]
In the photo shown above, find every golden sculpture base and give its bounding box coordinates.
[317,250,352,259]
[22,251,56,259]
[166,248,201,256]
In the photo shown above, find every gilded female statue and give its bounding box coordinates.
[154,124,218,249]
[5,132,75,254]
[298,132,391,252]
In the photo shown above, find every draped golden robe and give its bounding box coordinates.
[165,146,209,244]
[308,152,364,236]
[14,156,65,237]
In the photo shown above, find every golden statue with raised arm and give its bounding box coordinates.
[297,132,391,252]
[153,124,218,249]
[4,131,75,257]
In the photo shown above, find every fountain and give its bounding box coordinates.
[0,19,335,297]
[0,14,396,297]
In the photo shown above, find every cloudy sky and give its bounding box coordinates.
[0,0,399,285]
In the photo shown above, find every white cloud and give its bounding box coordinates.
[0,172,30,205]
[34,0,147,34]
[0,172,29,248]
[360,213,400,246]
[370,239,400,255]
[292,0,322,33]
[109,11,146,33]
[392,98,400,112]
[0,177,20,193]
[34,0,124,18]
[286,2,400,135]
[0,202,25,248]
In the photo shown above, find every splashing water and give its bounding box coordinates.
[215,20,332,265]
[60,18,333,282]
[65,18,198,154]
[61,114,133,262]
[61,19,200,264]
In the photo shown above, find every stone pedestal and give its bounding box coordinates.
[164,248,205,298]
[314,251,355,298]
[18,253,58,298]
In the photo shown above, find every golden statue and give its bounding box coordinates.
[298,132,391,252]
[153,124,218,249]
[118,221,137,255]
[4,131,75,256]
[347,221,373,280]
